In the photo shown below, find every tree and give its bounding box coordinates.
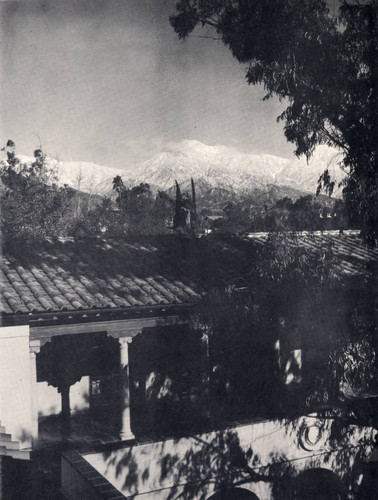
[170,0,378,244]
[0,140,75,239]
[278,195,323,231]
[173,179,198,233]
[216,200,253,233]
[189,287,282,420]
[190,177,198,232]
[71,196,125,237]
[188,231,377,422]
[111,177,174,235]
[256,232,377,414]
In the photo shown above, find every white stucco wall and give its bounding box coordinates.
[84,416,375,500]
[37,376,90,417]
[0,325,33,448]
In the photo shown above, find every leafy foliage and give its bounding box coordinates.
[0,140,75,239]
[110,176,173,235]
[257,231,340,288]
[173,178,198,233]
[271,196,323,231]
[170,0,378,244]
[188,231,376,420]
[211,194,346,233]
[256,233,376,410]
[306,282,377,408]
[71,196,126,237]
[190,287,282,419]
[0,141,174,239]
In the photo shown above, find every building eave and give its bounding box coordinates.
[0,302,194,330]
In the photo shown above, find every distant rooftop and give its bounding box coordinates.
[246,230,378,275]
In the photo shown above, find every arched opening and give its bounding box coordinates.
[292,468,344,499]
[37,332,120,438]
[208,487,260,500]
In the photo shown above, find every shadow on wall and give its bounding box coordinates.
[92,415,376,500]
[129,325,210,436]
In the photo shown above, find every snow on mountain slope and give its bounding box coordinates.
[16,155,124,195]
[124,140,291,192]
[276,146,346,196]
[13,141,346,197]
[123,141,346,196]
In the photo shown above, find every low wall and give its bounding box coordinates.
[61,450,124,500]
[80,416,375,500]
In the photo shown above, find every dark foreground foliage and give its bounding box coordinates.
[170,0,378,245]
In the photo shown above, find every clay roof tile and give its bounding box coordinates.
[1,233,375,317]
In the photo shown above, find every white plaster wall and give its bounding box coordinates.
[84,417,375,500]
[0,325,32,448]
[37,382,61,417]
[37,376,90,417]
[71,376,90,413]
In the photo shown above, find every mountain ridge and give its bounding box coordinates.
[9,140,345,198]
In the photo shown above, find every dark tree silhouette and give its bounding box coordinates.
[173,180,187,231]
[170,0,378,245]
[190,177,198,232]
[109,177,173,234]
[0,140,75,239]
[173,179,198,233]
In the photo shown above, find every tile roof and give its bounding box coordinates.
[245,230,378,275]
[0,231,376,318]
[0,235,252,317]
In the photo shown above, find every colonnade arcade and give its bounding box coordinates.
[28,314,286,444]
[28,316,181,443]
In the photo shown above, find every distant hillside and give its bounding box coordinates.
[16,154,124,196]
[12,141,345,204]
[165,177,334,215]
[124,141,345,197]
[126,140,290,192]
[276,146,346,197]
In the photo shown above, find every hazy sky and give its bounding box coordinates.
[1,0,296,168]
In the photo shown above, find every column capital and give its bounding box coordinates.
[119,336,133,367]
[118,336,133,347]
[29,340,41,356]
[107,328,142,340]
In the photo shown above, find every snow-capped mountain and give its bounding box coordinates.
[125,140,291,192]
[276,146,346,196]
[124,141,345,196]
[15,155,124,195]
[9,140,346,197]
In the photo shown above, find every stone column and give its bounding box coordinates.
[60,384,71,438]
[29,342,40,445]
[119,337,135,441]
